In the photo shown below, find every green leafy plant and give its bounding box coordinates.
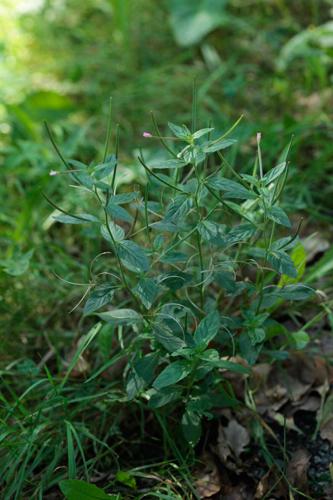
[48,109,315,449]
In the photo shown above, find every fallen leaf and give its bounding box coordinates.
[194,453,222,499]
[286,448,310,492]
[224,419,250,458]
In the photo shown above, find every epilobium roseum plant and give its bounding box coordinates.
[47,113,314,446]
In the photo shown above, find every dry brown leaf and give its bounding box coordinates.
[286,448,310,492]
[320,417,333,445]
[194,453,222,499]
[224,419,250,458]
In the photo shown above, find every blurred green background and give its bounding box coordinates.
[1,0,333,353]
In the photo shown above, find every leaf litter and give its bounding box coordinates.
[194,353,333,499]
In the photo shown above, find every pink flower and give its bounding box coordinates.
[143,131,152,138]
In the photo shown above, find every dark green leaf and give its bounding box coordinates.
[262,162,286,185]
[59,479,115,500]
[194,311,220,347]
[267,206,291,227]
[84,284,114,315]
[203,138,237,153]
[133,278,160,309]
[207,176,256,200]
[54,213,99,224]
[98,309,142,325]
[153,360,191,389]
[181,410,202,446]
[118,240,150,273]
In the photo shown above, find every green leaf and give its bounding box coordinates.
[118,240,150,273]
[100,222,125,243]
[262,162,286,185]
[268,250,297,278]
[227,223,257,244]
[109,192,139,204]
[106,204,134,223]
[98,309,142,325]
[169,0,228,46]
[292,330,310,350]
[116,471,136,490]
[207,176,256,200]
[54,213,99,224]
[248,328,266,345]
[203,138,237,153]
[148,158,187,169]
[59,479,115,500]
[267,206,291,227]
[148,387,182,408]
[192,127,214,139]
[279,242,306,285]
[181,410,202,446]
[198,220,226,246]
[164,195,192,222]
[200,356,250,375]
[0,249,33,276]
[194,311,220,347]
[92,155,117,181]
[270,284,314,301]
[153,360,191,389]
[168,121,191,139]
[133,278,160,309]
[84,284,115,315]
[159,271,192,291]
[154,323,186,352]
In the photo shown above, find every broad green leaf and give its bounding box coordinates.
[98,309,142,325]
[133,277,160,309]
[292,330,310,350]
[267,206,291,227]
[118,240,150,273]
[194,311,220,347]
[153,323,186,352]
[148,158,187,169]
[109,192,139,204]
[262,162,286,185]
[59,479,116,500]
[84,284,115,315]
[153,360,191,389]
[279,242,306,285]
[106,203,133,223]
[200,355,250,375]
[203,138,237,153]
[116,471,136,490]
[0,249,33,276]
[159,271,192,291]
[248,328,266,345]
[100,222,125,243]
[207,176,256,200]
[54,213,99,224]
[169,0,228,46]
[268,250,297,278]
[181,410,202,446]
[192,127,214,139]
[165,195,193,222]
[148,387,182,408]
[272,284,314,301]
[92,156,117,181]
[168,121,191,139]
[198,220,226,246]
[227,223,257,244]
